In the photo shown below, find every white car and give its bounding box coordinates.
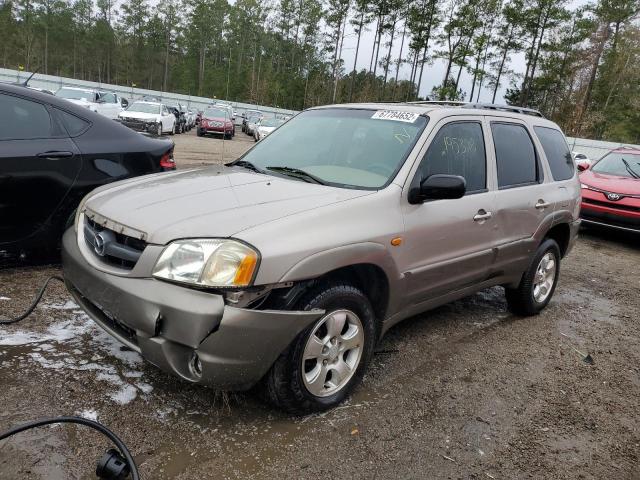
[55,87,126,119]
[572,151,592,170]
[254,117,286,141]
[117,101,177,136]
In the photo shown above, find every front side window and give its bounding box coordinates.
[492,123,539,188]
[239,108,428,189]
[415,121,486,193]
[534,126,574,181]
[100,93,117,104]
[592,152,640,178]
[0,93,53,140]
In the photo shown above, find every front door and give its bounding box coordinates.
[0,92,82,246]
[400,117,498,304]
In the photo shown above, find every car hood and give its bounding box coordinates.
[580,170,640,195]
[84,166,372,245]
[120,111,160,121]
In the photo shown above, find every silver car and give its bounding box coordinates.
[62,103,581,412]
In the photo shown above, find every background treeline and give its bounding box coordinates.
[0,0,639,142]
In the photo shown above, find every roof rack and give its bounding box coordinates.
[406,100,545,118]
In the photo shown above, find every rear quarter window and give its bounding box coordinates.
[491,123,540,188]
[534,126,574,181]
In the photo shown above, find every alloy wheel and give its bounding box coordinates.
[533,252,556,303]
[301,309,364,397]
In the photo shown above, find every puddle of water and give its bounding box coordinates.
[0,299,149,406]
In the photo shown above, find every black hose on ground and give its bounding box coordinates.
[0,416,139,480]
[0,275,65,324]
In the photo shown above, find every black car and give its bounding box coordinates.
[166,103,187,133]
[0,83,176,261]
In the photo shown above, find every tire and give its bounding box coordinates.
[505,238,561,316]
[263,282,376,414]
[157,123,162,136]
[197,128,204,137]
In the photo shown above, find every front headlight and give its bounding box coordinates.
[153,239,259,288]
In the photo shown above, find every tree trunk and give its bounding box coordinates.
[349,10,365,102]
[392,19,407,100]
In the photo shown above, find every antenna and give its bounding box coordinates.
[21,67,40,87]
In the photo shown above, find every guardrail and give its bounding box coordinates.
[0,67,298,123]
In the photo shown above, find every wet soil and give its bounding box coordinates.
[0,131,639,478]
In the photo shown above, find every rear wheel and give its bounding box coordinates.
[263,282,376,413]
[505,238,561,316]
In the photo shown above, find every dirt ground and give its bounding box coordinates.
[0,130,639,479]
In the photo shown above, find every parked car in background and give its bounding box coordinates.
[27,86,54,95]
[0,83,175,259]
[254,117,285,141]
[55,87,128,119]
[196,109,203,125]
[186,109,197,130]
[165,102,186,133]
[245,113,263,136]
[198,105,234,139]
[117,101,177,136]
[573,151,591,170]
[62,102,580,413]
[242,109,262,133]
[579,147,640,233]
[214,102,235,123]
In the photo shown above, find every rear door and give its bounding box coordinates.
[487,119,549,270]
[0,92,82,245]
[400,116,499,303]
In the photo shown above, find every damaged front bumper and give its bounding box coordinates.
[61,228,323,390]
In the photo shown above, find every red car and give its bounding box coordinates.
[197,106,234,139]
[579,147,640,233]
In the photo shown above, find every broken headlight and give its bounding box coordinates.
[152,239,259,288]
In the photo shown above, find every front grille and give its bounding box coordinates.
[583,197,640,213]
[84,217,147,269]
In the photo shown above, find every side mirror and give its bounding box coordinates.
[577,162,589,172]
[121,99,129,108]
[409,174,466,204]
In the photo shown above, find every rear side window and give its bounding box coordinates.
[534,126,574,181]
[417,121,486,193]
[492,123,539,188]
[56,109,90,136]
[0,93,53,140]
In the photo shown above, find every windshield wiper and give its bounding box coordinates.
[621,158,640,179]
[227,160,263,173]
[265,166,327,185]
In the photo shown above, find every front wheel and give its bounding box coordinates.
[505,238,561,316]
[263,282,376,413]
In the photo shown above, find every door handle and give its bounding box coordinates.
[36,151,74,160]
[473,210,492,222]
[535,200,551,209]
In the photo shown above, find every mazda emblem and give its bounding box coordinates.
[94,232,107,256]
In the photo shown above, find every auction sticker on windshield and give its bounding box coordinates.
[371,110,420,123]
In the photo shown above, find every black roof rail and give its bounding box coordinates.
[404,100,545,118]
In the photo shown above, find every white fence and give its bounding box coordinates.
[566,137,639,161]
[0,67,298,123]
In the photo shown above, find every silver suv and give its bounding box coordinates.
[62,102,581,412]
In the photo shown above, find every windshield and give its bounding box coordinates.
[592,152,640,178]
[261,118,284,128]
[239,108,428,189]
[127,102,160,114]
[56,88,94,101]
[204,108,228,118]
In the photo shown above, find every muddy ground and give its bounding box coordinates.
[1,130,639,479]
